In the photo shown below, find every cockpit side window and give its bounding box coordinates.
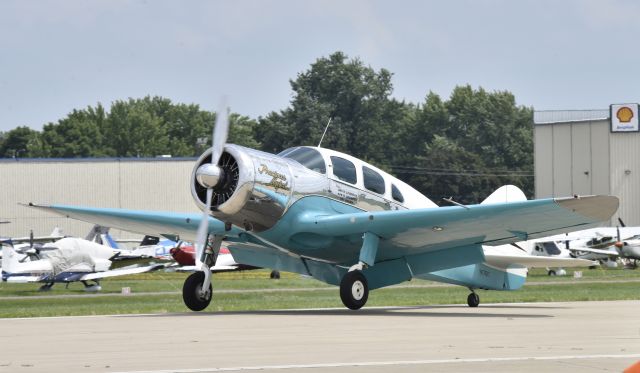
[279,147,326,174]
[330,156,357,184]
[391,184,404,203]
[363,166,385,195]
[542,242,561,255]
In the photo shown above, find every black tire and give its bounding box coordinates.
[548,270,556,276]
[339,271,369,310]
[270,270,281,279]
[467,292,480,307]
[182,271,212,311]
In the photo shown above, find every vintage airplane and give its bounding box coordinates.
[28,102,619,310]
[2,236,164,291]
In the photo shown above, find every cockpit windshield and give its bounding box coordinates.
[278,147,326,174]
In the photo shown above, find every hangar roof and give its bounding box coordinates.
[0,156,198,163]
[533,109,609,125]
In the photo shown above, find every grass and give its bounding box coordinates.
[0,267,639,318]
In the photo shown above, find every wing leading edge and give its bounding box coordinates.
[26,203,243,242]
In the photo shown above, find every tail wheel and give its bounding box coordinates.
[183,271,212,311]
[340,271,369,310]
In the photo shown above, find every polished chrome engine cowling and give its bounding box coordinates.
[191,145,295,232]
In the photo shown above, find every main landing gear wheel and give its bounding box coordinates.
[340,271,369,310]
[270,270,281,279]
[467,292,480,308]
[183,271,212,311]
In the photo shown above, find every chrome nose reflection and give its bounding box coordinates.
[196,163,223,189]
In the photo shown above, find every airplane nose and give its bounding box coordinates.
[614,241,624,248]
[196,163,223,189]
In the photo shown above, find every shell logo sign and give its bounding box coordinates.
[611,104,639,132]
[617,106,634,123]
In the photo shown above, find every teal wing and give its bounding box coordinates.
[259,195,619,262]
[28,196,618,289]
[26,203,244,241]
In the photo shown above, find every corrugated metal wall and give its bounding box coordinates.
[534,117,640,226]
[0,158,197,239]
[609,132,640,226]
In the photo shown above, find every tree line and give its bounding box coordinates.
[0,51,534,204]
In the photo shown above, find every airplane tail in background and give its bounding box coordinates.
[2,245,19,273]
[481,185,527,205]
[85,225,122,250]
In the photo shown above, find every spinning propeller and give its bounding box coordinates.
[614,225,625,250]
[194,98,229,266]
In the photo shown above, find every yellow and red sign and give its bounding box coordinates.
[611,104,639,132]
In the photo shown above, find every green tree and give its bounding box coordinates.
[399,86,534,203]
[0,126,39,158]
[101,98,169,157]
[32,105,107,158]
[257,51,410,169]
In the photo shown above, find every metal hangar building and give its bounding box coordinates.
[0,157,197,238]
[534,104,640,226]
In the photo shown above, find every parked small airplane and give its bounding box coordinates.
[1,236,163,291]
[84,224,275,274]
[571,226,640,267]
[29,101,619,310]
[530,239,609,275]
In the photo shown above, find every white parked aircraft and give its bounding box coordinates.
[1,237,163,291]
[29,101,619,310]
[571,226,640,267]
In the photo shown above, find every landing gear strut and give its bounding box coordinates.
[467,291,480,307]
[182,234,223,311]
[340,270,369,310]
[81,280,102,292]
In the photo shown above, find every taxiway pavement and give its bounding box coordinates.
[1,300,639,372]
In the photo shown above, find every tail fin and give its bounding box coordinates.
[2,245,19,273]
[50,227,63,237]
[481,185,527,205]
[101,233,121,250]
[84,225,122,249]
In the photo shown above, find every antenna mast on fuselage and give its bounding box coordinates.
[317,117,333,148]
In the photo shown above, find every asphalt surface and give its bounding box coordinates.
[1,300,639,372]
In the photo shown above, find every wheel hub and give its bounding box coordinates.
[351,280,365,301]
[196,284,211,301]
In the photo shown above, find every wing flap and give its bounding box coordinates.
[484,254,596,269]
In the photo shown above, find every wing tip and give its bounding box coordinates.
[555,195,619,222]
